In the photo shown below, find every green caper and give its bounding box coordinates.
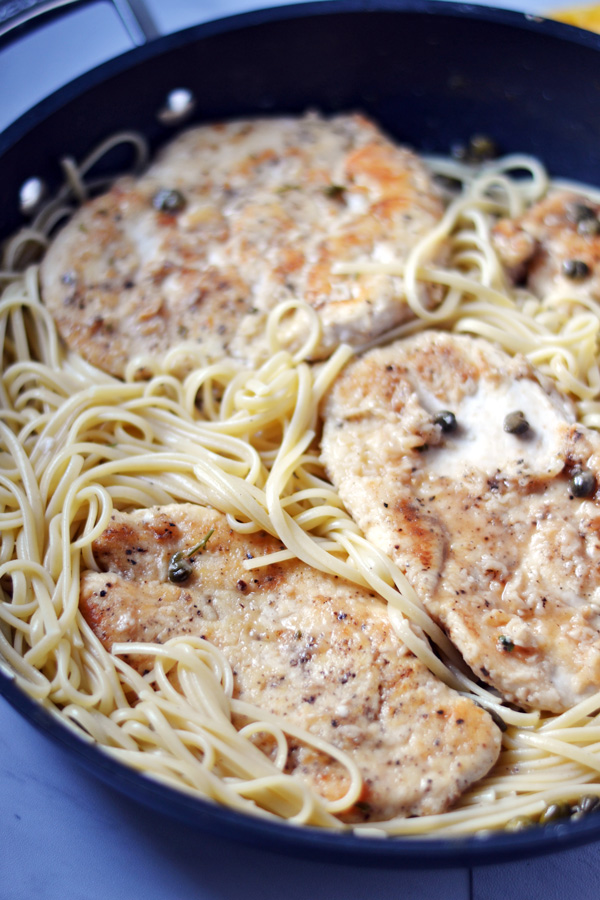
[569,201,600,236]
[167,528,214,584]
[168,556,194,583]
[468,134,499,161]
[354,801,372,814]
[562,259,591,280]
[434,410,457,433]
[452,134,499,164]
[570,466,596,498]
[538,802,572,826]
[570,795,600,820]
[152,188,186,213]
[568,202,597,224]
[503,410,530,435]
[577,217,600,237]
[505,815,536,832]
[323,184,346,200]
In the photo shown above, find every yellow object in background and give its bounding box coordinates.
[552,4,600,31]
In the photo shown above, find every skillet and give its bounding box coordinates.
[2,0,600,868]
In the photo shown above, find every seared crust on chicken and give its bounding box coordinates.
[321,330,600,713]
[40,113,444,377]
[492,190,600,299]
[79,503,501,821]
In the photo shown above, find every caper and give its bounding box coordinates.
[568,202,597,224]
[503,410,530,435]
[571,795,600,820]
[354,801,372,814]
[577,217,600,237]
[434,410,457,433]
[567,201,600,236]
[539,802,572,825]
[452,134,499,164]
[323,184,346,200]
[505,815,535,832]
[570,466,596,498]
[167,528,214,584]
[468,134,499,162]
[152,188,186,213]
[562,259,591,280]
[168,556,194,583]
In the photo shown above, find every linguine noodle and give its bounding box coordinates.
[2,131,600,836]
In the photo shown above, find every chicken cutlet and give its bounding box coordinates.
[321,330,600,713]
[79,503,501,822]
[492,190,600,299]
[40,112,445,378]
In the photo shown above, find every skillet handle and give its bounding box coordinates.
[0,0,158,45]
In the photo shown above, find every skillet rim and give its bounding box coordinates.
[3,0,600,160]
[2,0,600,866]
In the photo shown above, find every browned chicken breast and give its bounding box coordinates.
[40,112,445,377]
[80,503,501,822]
[492,190,600,298]
[321,331,600,713]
